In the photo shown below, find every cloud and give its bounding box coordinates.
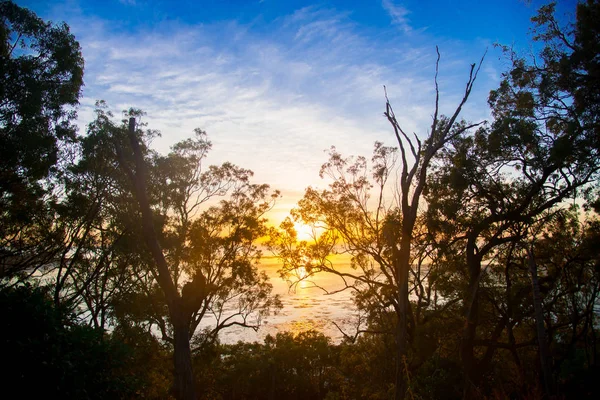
[381,0,411,32]
[45,1,494,209]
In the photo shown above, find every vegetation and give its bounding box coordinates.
[270,1,600,398]
[0,1,598,399]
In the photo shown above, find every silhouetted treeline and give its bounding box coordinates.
[1,0,599,399]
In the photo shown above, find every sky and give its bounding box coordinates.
[19,0,579,223]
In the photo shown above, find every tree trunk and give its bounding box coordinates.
[120,118,198,400]
[527,248,553,398]
[394,234,412,400]
[173,316,197,400]
[461,241,481,399]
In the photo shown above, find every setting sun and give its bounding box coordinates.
[293,221,316,241]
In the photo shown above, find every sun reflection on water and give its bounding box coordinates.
[279,319,329,336]
[296,265,308,280]
[204,255,357,344]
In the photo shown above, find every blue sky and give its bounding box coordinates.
[19,0,578,221]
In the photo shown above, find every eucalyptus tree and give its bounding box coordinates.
[0,1,139,339]
[425,1,600,396]
[45,108,151,327]
[0,0,83,279]
[83,105,281,400]
[269,49,485,399]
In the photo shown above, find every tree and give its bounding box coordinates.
[82,106,281,399]
[47,120,146,327]
[0,0,84,278]
[210,330,340,399]
[0,98,145,330]
[0,284,140,399]
[269,49,485,399]
[424,1,600,396]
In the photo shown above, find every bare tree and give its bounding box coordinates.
[270,48,484,400]
[383,47,484,399]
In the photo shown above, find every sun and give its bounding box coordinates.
[293,221,315,241]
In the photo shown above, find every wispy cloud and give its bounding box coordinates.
[381,0,411,32]
[42,2,495,219]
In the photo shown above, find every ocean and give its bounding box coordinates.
[199,256,359,344]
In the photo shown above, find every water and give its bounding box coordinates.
[201,256,359,344]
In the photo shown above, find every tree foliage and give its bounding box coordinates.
[424,0,600,396]
[0,0,84,280]
[72,105,282,399]
[269,46,485,400]
[269,1,600,399]
[0,0,83,226]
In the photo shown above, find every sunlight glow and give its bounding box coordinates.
[295,265,308,280]
[293,222,315,241]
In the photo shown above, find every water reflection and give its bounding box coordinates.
[210,256,357,344]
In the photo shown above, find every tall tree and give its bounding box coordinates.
[83,106,281,400]
[270,49,484,400]
[0,0,84,278]
[383,50,484,400]
[425,1,600,396]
